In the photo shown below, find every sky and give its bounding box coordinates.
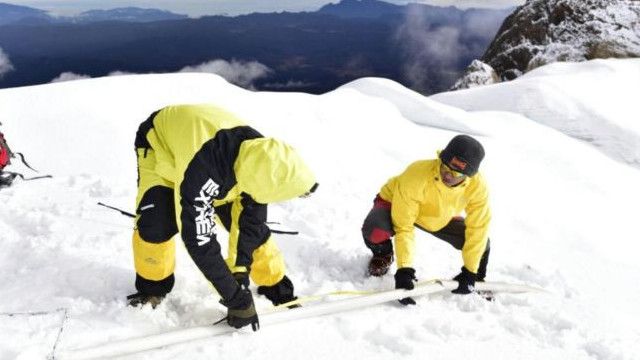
[0,58,639,359]
[6,0,525,17]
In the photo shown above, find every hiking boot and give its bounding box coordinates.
[368,253,394,277]
[126,292,164,309]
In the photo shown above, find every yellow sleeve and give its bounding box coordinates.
[462,176,491,273]
[389,174,422,269]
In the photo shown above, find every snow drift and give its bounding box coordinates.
[1,58,639,359]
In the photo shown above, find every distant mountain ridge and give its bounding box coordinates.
[0,2,49,25]
[0,2,188,24]
[0,0,512,94]
[318,0,402,18]
[318,0,511,26]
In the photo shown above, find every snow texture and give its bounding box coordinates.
[1,59,639,359]
[433,58,640,168]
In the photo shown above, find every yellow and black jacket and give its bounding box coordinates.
[379,159,490,273]
[134,104,315,301]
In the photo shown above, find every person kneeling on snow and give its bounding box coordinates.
[361,135,491,304]
[127,104,318,331]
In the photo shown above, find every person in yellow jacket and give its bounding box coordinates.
[361,135,490,304]
[126,104,318,330]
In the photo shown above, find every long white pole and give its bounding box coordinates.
[56,281,544,360]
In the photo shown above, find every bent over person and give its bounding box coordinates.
[361,135,490,304]
[127,104,318,330]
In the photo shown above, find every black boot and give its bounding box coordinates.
[126,293,165,308]
[127,273,174,308]
[257,275,298,308]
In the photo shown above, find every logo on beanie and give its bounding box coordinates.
[450,156,467,171]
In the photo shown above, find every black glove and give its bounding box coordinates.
[126,292,164,309]
[452,266,476,294]
[394,267,417,306]
[233,272,250,289]
[221,287,260,331]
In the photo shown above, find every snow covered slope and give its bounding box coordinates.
[1,59,639,359]
[433,58,640,168]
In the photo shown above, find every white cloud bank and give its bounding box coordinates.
[179,59,272,89]
[46,60,271,88]
[0,48,15,79]
[50,72,91,83]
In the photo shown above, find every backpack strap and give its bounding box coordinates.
[0,171,52,186]
[13,152,39,172]
[0,133,44,172]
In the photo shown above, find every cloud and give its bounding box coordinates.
[0,48,15,79]
[107,70,135,76]
[180,59,272,89]
[50,72,91,83]
[463,9,510,35]
[394,5,509,93]
[395,8,465,93]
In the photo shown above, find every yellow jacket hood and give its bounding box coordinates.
[234,138,316,204]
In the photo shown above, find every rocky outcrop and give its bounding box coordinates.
[449,60,499,90]
[479,0,640,80]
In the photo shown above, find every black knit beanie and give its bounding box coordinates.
[439,135,485,176]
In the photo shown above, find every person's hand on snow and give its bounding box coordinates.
[221,287,260,331]
[452,266,476,295]
[394,267,417,305]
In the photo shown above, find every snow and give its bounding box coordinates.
[1,58,640,359]
[433,58,640,167]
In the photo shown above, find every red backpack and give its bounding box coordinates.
[0,130,12,170]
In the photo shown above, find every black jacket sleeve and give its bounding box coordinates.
[234,193,272,267]
[180,152,239,301]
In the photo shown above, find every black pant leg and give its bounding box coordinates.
[418,218,490,277]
